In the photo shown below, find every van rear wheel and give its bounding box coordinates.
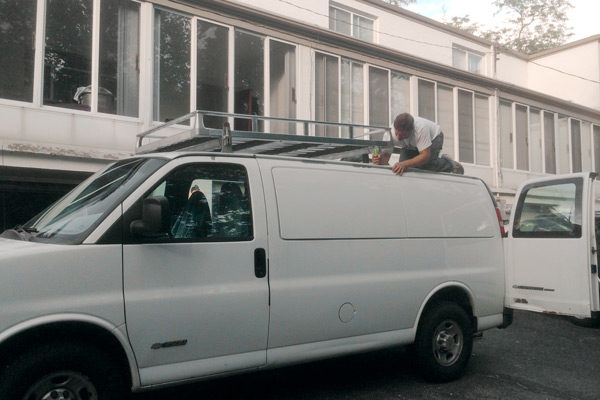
[415,301,473,382]
[0,342,126,400]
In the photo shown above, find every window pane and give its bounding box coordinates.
[529,109,542,173]
[270,40,296,134]
[581,122,592,171]
[391,71,409,118]
[544,111,556,174]
[197,20,228,129]
[499,100,513,168]
[475,94,489,165]
[100,0,139,116]
[571,119,582,173]
[341,60,363,138]
[515,104,528,170]
[153,9,190,122]
[458,89,473,164]
[330,7,351,36]
[0,0,36,102]
[234,31,264,131]
[369,66,389,140]
[557,114,570,173]
[44,0,93,110]
[437,85,454,158]
[418,79,435,121]
[353,15,373,42]
[315,53,339,137]
[468,53,482,74]
[594,125,600,173]
[155,164,252,241]
[513,181,581,238]
[452,48,466,70]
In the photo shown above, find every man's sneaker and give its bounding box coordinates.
[441,154,464,175]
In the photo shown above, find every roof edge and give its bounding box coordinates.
[529,34,600,60]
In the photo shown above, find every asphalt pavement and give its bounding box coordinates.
[133,310,600,399]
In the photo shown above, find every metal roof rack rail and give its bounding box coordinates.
[136,110,392,161]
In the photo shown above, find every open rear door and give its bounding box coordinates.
[505,172,600,318]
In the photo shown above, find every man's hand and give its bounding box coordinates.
[392,162,406,175]
[372,152,391,165]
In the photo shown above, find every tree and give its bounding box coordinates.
[445,0,574,54]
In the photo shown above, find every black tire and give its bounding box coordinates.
[414,301,473,383]
[568,315,600,328]
[0,341,127,400]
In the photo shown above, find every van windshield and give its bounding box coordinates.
[1,157,167,244]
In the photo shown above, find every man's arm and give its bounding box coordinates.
[391,147,430,175]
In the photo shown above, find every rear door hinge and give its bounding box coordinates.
[592,264,598,274]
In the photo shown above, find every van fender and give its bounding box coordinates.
[0,313,141,389]
[413,281,476,332]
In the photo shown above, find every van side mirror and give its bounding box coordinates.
[130,196,170,238]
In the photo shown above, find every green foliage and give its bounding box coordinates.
[445,0,574,54]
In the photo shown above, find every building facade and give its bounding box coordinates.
[1,0,599,229]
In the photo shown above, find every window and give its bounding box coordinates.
[341,59,363,138]
[315,52,339,137]
[44,0,93,110]
[369,66,389,139]
[544,111,556,174]
[499,100,513,169]
[0,0,36,102]
[154,9,191,122]
[437,84,454,157]
[571,119,582,173]
[474,94,490,166]
[329,6,375,42]
[515,104,528,171]
[270,40,296,134]
[100,0,140,117]
[145,163,252,242]
[557,114,570,173]
[234,30,264,131]
[391,71,410,119]
[197,19,229,129]
[457,89,473,164]
[418,79,435,121]
[452,47,483,74]
[529,109,543,173]
[581,122,592,171]
[513,179,582,239]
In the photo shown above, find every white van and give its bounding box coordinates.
[0,151,510,398]
[1,111,597,399]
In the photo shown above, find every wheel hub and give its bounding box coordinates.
[41,388,75,400]
[23,371,98,400]
[432,319,463,366]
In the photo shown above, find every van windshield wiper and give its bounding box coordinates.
[0,225,38,241]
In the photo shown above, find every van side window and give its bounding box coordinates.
[512,179,582,238]
[138,163,252,242]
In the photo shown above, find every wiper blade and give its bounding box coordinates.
[14,224,38,233]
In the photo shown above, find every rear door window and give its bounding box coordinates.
[512,178,582,238]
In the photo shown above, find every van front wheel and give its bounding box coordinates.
[0,342,126,400]
[415,301,473,382]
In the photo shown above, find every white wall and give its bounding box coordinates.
[495,52,529,87]
[528,41,600,109]
[0,101,138,172]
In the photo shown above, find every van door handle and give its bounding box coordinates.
[254,248,267,278]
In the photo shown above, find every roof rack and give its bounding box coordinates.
[136,110,392,161]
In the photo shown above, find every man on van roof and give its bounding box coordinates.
[372,113,463,176]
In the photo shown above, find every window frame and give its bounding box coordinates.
[329,4,376,43]
[452,45,484,74]
[123,162,254,245]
